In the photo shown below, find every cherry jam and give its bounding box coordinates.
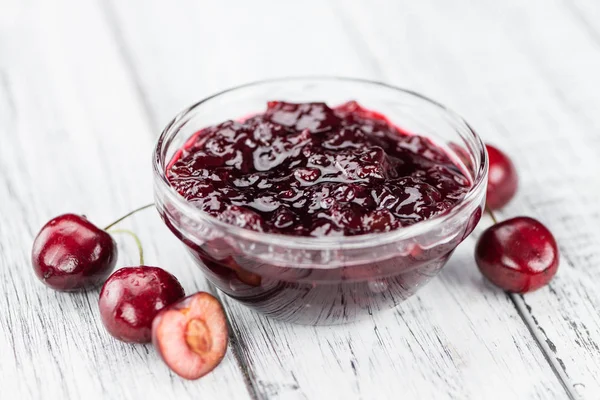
[168,101,470,237]
[164,101,475,324]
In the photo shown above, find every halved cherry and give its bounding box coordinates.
[152,292,228,380]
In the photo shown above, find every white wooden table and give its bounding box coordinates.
[1,1,600,399]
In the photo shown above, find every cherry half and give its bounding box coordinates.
[99,267,185,343]
[486,144,518,209]
[152,292,228,380]
[475,216,559,293]
[32,214,118,291]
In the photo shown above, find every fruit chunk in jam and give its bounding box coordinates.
[167,101,470,237]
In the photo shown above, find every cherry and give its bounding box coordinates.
[485,144,518,209]
[152,292,228,380]
[99,267,185,343]
[32,214,118,291]
[475,216,559,293]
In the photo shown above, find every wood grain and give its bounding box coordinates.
[103,0,585,398]
[2,0,599,399]
[339,0,600,398]
[0,1,249,398]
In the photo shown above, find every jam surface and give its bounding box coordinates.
[167,101,470,237]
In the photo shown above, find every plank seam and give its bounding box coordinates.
[510,293,579,400]
[94,2,261,398]
[206,285,262,400]
[96,0,158,131]
[563,0,600,50]
[331,2,588,396]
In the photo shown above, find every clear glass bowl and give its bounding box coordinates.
[153,77,488,325]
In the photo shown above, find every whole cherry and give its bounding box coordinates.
[486,144,518,209]
[99,266,185,343]
[152,292,228,380]
[475,216,559,293]
[32,204,154,291]
[32,214,117,291]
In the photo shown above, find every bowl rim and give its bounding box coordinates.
[153,76,488,251]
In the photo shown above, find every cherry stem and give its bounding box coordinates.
[104,203,154,231]
[108,229,145,265]
[485,204,499,224]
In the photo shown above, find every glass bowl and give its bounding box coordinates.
[153,77,488,325]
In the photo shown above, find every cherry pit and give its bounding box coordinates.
[30,101,560,380]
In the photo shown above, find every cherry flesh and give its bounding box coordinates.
[475,216,559,293]
[32,214,118,291]
[486,144,518,210]
[152,292,228,380]
[99,266,185,343]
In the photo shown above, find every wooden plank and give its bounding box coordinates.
[339,0,600,398]
[0,1,250,399]
[100,0,373,129]
[105,1,570,398]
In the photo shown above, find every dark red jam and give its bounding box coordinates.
[163,101,479,324]
[167,101,470,237]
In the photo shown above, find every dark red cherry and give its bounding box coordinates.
[152,292,228,380]
[475,217,559,293]
[486,144,518,209]
[99,267,185,343]
[32,214,117,291]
